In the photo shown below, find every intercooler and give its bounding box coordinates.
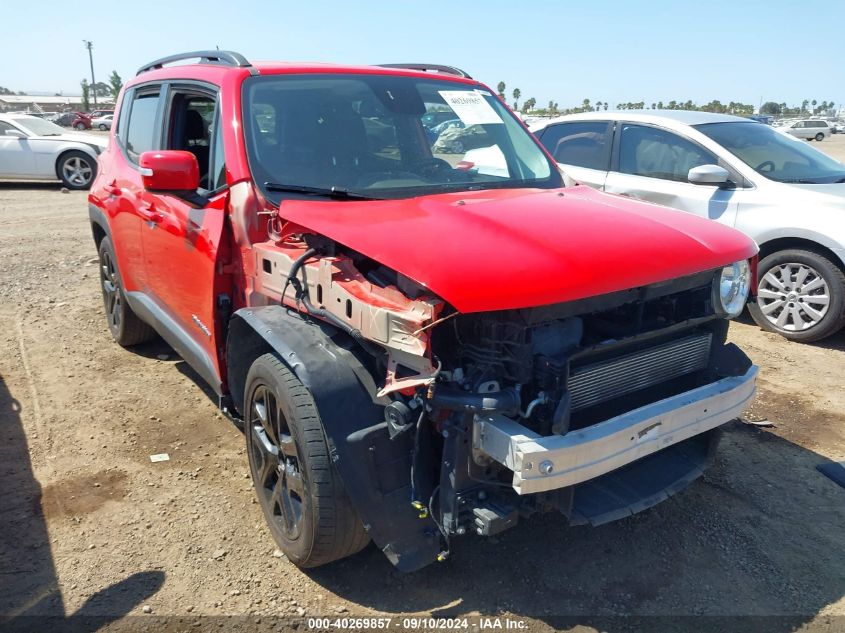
[568,332,713,411]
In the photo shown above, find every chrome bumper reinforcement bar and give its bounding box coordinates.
[473,366,758,494]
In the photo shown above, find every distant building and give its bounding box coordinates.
[0,94,115,113]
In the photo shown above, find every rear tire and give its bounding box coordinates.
[97,236,157,346]
[815,132,825,141]
[98,124,108,131]
[748,248,845,343]
[244,353,370,567]
[74,122,86,130]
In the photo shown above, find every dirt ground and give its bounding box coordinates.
[1,135,845,633]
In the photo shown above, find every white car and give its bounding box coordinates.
[530,110,845,342]
[781,119,831,141]
[91,114,113,131]
[0,113,107,189]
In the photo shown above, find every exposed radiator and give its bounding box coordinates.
[569,333,713,411]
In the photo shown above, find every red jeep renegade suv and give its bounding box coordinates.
[89,50,758,571]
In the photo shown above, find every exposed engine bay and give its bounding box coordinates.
[249,230,755,563]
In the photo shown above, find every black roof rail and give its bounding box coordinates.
[376,63,472,79]
[136,50,254,75]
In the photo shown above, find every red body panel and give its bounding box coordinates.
[90,59,758,388]
[276,185,757,313]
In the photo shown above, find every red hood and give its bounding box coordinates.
[277,185,757,313]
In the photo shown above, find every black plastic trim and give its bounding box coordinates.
[124,291,223,395]
[376,63,472,79]
[227,306,441,571]
[137,50,253,75]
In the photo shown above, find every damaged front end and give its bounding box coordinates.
[245,228,757,571]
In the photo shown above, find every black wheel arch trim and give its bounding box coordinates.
[227,305,441,572]
[88,202,111,246]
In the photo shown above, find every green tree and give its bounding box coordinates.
[0,86,14,96]
[91,82,110,98]
[108,71,123,99]
[512,87,521,110]
[522,97,536,113]
[801,99,809,114]
[581,98,591,112]
[80,79,90,112]
[497,81,506,100]
[811,99,817,114]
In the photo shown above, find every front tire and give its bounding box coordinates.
[97,236,157,346]
[74,122,86,130]
[245,354,370,567]
[58,150,96,190]
[748,248,845,342]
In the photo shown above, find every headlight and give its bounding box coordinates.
[714,259,751,318]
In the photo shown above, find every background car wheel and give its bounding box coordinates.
[815,132,825,141]
[97,236,157,346]
[244,353,370,568]
[57,151,96,190]
[98,124,108,131]
[74,122,86,130]
[748,248,845,343]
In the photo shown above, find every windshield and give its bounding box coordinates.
[13,117,66,137]
[242,73,558,200]
[695,121,845,184]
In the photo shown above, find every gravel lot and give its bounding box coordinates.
[1,133,845,632]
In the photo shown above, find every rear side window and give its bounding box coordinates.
[537,121,611,170]
[618,124,718,183]
[124,90,161,162]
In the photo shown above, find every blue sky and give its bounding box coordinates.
[4,0,843,109]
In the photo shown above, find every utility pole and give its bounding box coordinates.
[83,40,97,106]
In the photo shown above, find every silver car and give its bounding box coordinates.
[781,119,831,141]
[530,111,845,342]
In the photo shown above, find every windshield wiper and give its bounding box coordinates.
[264,182,382,200]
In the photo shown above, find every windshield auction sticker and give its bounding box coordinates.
[439,91,503,125]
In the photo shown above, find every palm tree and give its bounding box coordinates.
[512,88,521,110]
[497,81,506,100]
[596,101,603,111]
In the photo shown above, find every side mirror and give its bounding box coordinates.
[688,164,731,186]
[139,150,199,192]
[4,129,27,139]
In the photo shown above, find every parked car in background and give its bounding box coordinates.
[530,110,845,342]
[0,113,107,189]
[55,112,80,127]
[91,114,114,130]
[71,113,92,130]
[830,122,844,134]
[89,109,115,119]
[782,119,831,141]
